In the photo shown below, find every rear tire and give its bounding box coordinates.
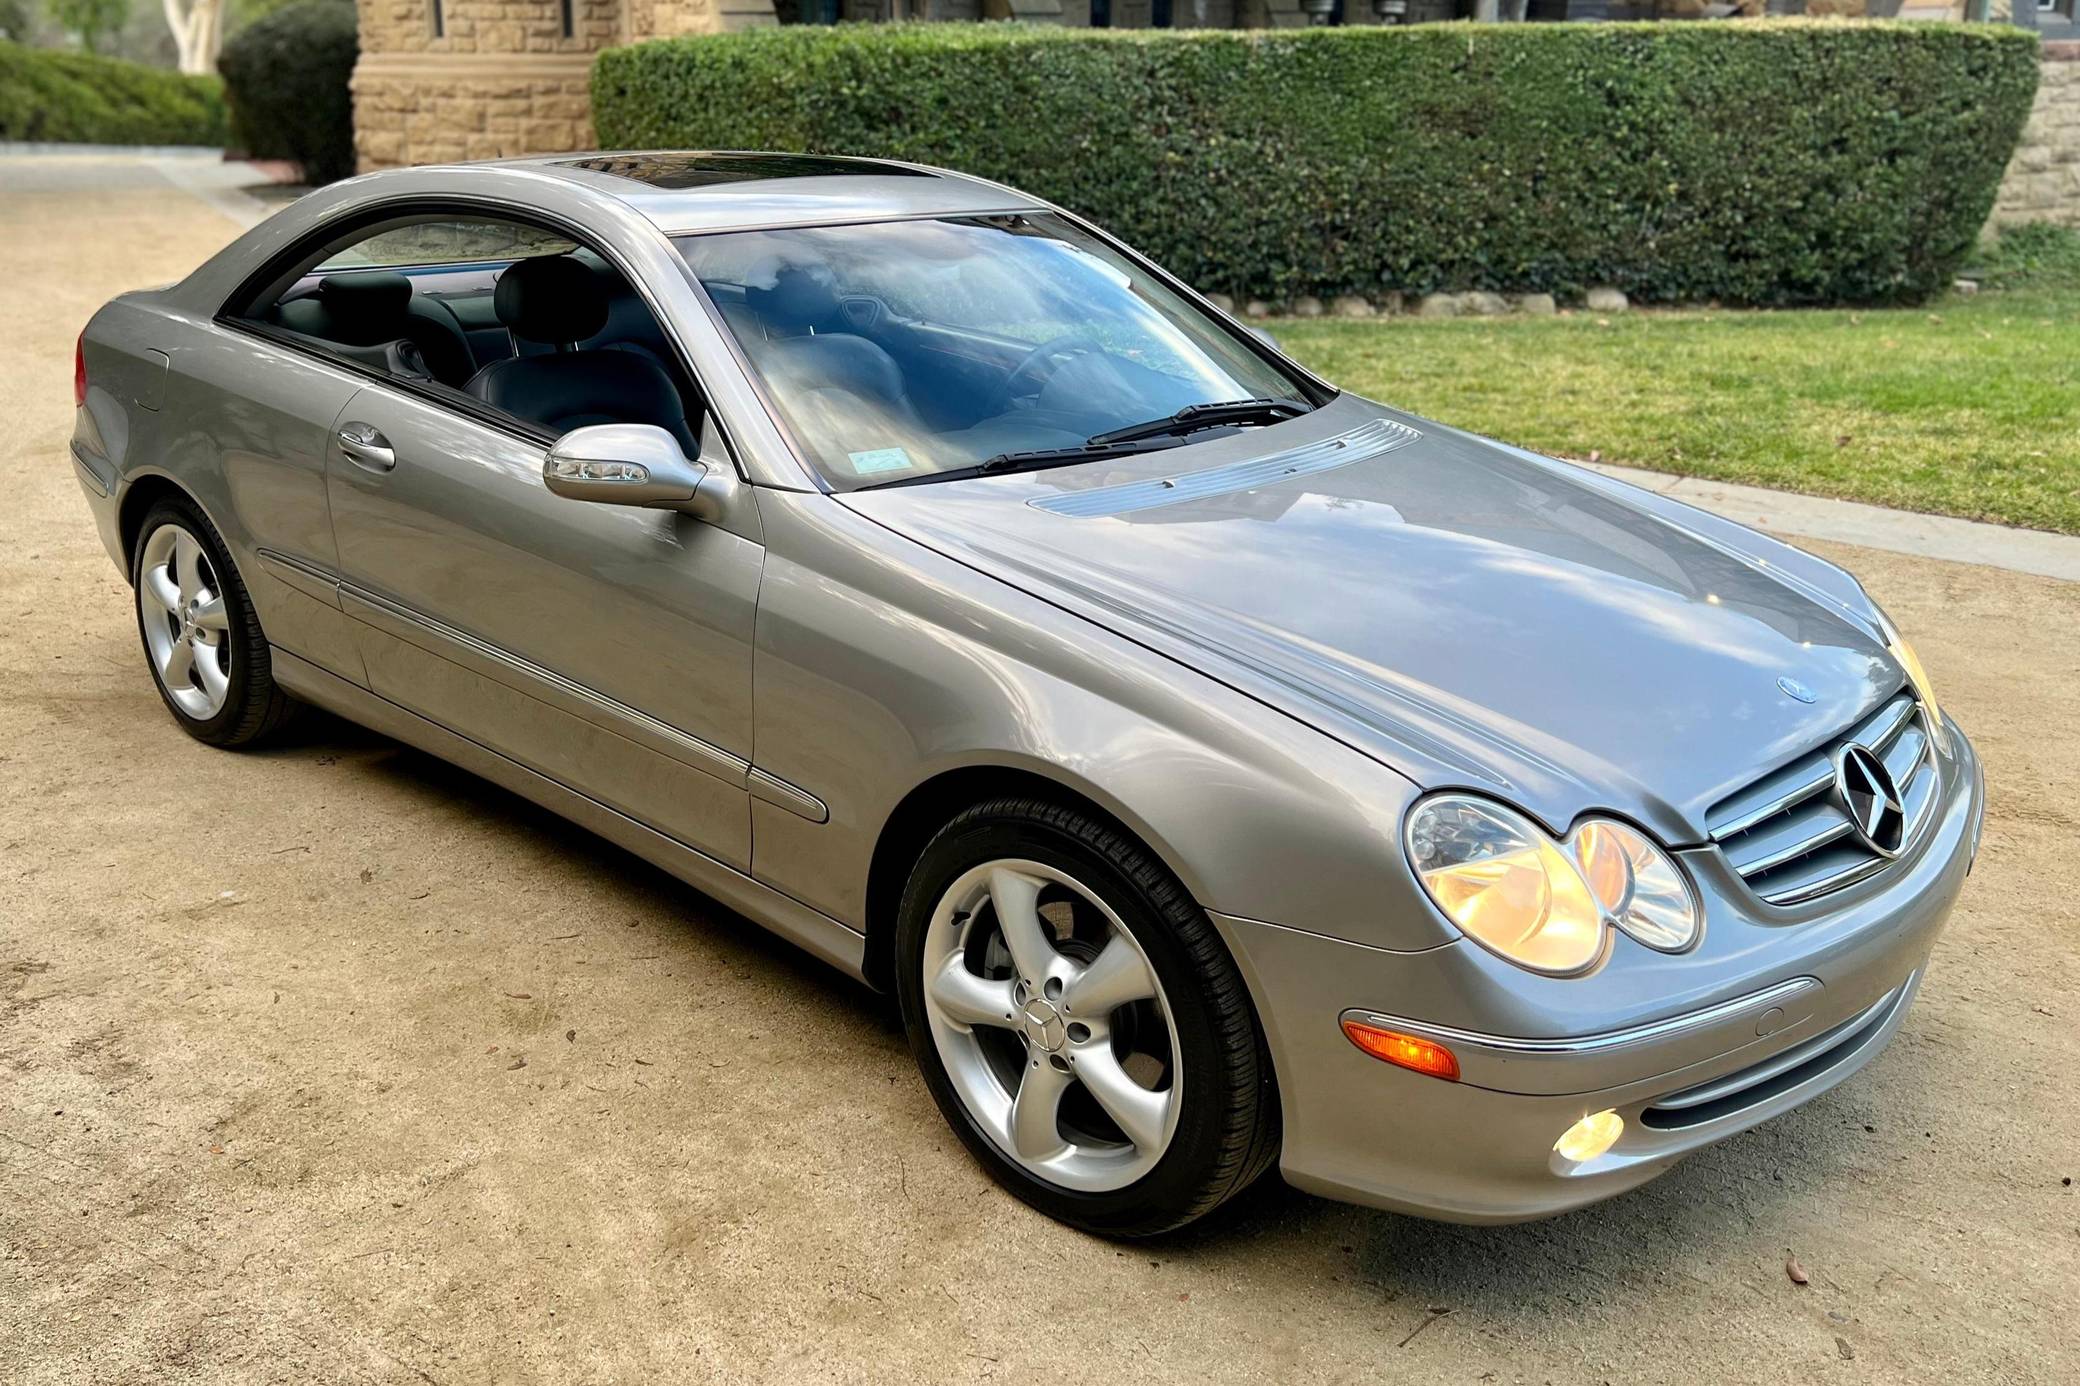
[894,796,1279,1237]
[131,497,297,748]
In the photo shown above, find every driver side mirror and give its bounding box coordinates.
[543,422,720,521]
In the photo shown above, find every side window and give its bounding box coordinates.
[314,219,576,271]
[234,212,706,458]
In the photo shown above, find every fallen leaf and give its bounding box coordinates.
[484,1045,499,1054]
[209,1144,224,1155]
[503,992,532,1000]
[1835,436,1853,448]
[508,1056,527,1071]
[1786,1254,1810,1286]
[1836,1336,1855,1360]
[566,1029,577,1042]
[359,869,373,883]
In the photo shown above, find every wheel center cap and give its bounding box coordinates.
[1021,997,1066,1053]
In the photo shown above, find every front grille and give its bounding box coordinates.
[1706,694,1939,906]
[1640,978,1908,1130]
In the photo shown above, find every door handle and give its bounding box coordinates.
[337,422,396,473]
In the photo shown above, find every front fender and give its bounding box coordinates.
[744,489,1450,956]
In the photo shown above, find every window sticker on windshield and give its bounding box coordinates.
[848,447,914,475]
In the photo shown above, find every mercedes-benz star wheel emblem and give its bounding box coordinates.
[1833,743,1906,857]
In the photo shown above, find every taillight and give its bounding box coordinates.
[74,331,88,408]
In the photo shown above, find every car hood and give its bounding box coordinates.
[838,397,1897,843]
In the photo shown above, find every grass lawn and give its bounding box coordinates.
[1271,235,2080,535]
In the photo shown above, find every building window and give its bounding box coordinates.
[429,0,443,37]
[559,0,574,36]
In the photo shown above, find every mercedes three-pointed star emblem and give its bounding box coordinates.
[1833,743,1906,858]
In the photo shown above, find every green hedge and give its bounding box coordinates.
[0,41,227,146]
[218,0,358,185]
[592,21,2041,307]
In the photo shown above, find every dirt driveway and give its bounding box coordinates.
[3,155,2076,1385]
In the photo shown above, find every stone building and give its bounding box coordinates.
[352,0,2077,177]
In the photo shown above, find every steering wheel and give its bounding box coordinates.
[988,333,1102,414]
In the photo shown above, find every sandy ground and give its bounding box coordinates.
[2,156,2076,1385]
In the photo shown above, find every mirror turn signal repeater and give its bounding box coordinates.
[1340,1017,1460,1081]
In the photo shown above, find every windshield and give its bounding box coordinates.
[676,214,1313,490]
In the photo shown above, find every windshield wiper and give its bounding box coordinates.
[853,436,1187,491]
[1085,397,1312,448]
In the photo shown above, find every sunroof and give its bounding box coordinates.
[558,153,934,190]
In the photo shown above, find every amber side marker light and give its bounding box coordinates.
[1341,1018,1460,1081]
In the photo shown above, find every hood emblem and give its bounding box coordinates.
[1777,676,1817,704]
[1833,744,1906,857]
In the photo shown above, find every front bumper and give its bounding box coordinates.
[1217,725,1984,1224]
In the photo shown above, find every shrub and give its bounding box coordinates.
[217,0,357,184]
[592,21,2042,307]
[0,40,227,145]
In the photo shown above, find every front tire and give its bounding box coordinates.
[895,796,1279,1237]
[131,497,296,747]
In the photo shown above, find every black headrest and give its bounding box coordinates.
[316,271,412,327]
[494,255,608,345]
[746,263,842,335]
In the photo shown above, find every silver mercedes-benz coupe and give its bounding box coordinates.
[71,152,1984,1237]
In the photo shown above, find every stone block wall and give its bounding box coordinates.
[352,0,778,171]
[1993,42,2080,229]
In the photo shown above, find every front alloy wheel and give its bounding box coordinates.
[921,858,1183,1192]
[896,797,1279,1237]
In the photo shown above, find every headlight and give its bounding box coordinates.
[1405,796,1700,974]
[1875,606,1948,754]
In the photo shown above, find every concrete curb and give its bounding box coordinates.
[1588,462,2080,585]
[150,157,276,231]
[1,141,226,158]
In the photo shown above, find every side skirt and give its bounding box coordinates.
[271,647,869,981]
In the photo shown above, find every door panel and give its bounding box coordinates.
[324,382,761,868]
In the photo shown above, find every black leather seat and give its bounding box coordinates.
[269,271,475,386]
[465,256,698,456]
[744,264,921,428]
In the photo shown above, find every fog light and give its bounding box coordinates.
[1340,1018,1459,1081]
[1554,1110,1624,1163]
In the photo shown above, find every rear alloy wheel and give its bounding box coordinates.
[896,798,1278,1237]
[137,521,233,721]
[132,499,296,747]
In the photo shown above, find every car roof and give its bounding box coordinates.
[475,151,1047,235]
